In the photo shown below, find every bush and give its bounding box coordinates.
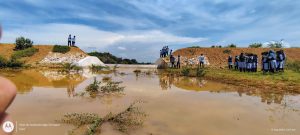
[268,42,282,48]
[85,77,101,93]
[226,44,237,48]
[12,47,39,59]
[0,56,7,67]
[89,65,110,71]
[223,49,232,54]
[100,81,125,93]
[52,45,70,53]
[188,46,201,48]
[181,67,190,76]
[6,58,24,68]
[61,63,82,73]
[15,37,33,50]
[286,61,300,73]
[249,43,262,48]
[0,55,24,68]
[196,68,205,77]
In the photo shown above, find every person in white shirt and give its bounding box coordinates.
[198,54,205,68]
[72,36,76,46]
[67,34,71,46]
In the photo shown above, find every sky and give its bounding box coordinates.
[0,0,300,62]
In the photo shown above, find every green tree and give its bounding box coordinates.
[268,42,282,48]
[226,44,237,48]
[249,43,262,48]
[15,37,33,50]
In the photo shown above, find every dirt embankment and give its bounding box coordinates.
[172,47,300,67]
[0,44,87,66]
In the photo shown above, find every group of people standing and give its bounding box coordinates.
[230,53,258,72]
[159,46,181,68]
[68,34,76,47]
[170,55,181,68]
[228,50,286,73]
[261,50,286,73]
[160,46,172,58]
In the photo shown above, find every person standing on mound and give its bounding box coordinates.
[72,36,76,46]
[67,34,72,46]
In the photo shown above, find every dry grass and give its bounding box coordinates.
[59,101,146,135]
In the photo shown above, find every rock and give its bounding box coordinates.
[40,52,86,64]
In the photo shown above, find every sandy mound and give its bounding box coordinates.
[76,56,105,67]
[173,48,300,67]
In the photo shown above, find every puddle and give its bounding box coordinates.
[1,68,299,135]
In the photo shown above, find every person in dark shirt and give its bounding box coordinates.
[170,55,175,68]
[239,53,246,72]
[228,55,233,69]
[68,34,71,46]
[176,55,181,68]
[234,56,239,70]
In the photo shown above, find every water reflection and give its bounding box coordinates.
[157,73,299,105]
[1,69,299,106]
[0,69,86,94]
[158,73,223,91]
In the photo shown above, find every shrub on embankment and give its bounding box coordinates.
[166,67,205,77]
[0,55,24,68]
[52,45,71,53]
[15,37,33,50]
[12,47,39,59]
[286,61,300,73]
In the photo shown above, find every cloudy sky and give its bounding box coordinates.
[0,0,300,62]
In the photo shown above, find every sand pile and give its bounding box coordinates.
[76,56,105,67]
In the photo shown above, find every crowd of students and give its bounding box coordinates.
[261,50,286,73]
[159,46,181,68]
[68,34,76,47]
[228,50,286,73]
[160,46,172,58]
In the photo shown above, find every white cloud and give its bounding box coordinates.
[1,23,206,61]
[2,23,205,46]
[117,46,126,50]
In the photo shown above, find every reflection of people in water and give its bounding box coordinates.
[0,77,17,135]
[159,74,170,90]
[67,83,75,97]
[236,87,285,105]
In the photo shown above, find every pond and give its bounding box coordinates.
[1,68,299,135]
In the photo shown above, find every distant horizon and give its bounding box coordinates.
[1,0,300,62]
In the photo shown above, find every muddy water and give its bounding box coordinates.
[1,68,299,135]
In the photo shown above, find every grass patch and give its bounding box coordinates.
[60,63,83,73]
[52,45,70,53]
[100,81,124,93]
[204,68,300,92]
[166,67,206,77]
[286,61,300,73]
[12,47,39,59]
[0,55,24,68]
[59,101,146,135]
[89,65,110,72]
[85,78,101,93]
[76,77,125,98]
[223,49,232,54]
